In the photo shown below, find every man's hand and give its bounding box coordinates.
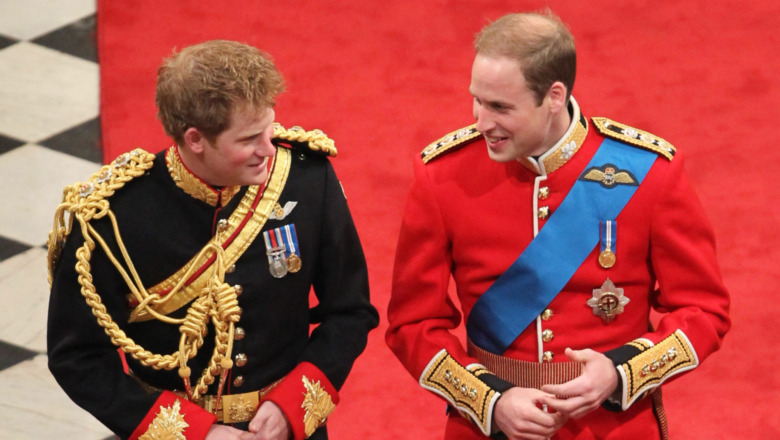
[206,424,249,439]
[540,348,618,419]
[493,387,567,440]
[239,401,292,440]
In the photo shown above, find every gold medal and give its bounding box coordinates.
[598,248,616,269]
[287,253,302,273]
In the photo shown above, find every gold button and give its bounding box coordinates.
[234,327,245,341]
[542,329,554,342]
[235,353,247,367]
[538,206,550,219]
[227,264,236,274]
[541,309,553,321]
[233,375,244,387]
[539,187,550,200]
[233,284,243,296]
[543,351,554,362]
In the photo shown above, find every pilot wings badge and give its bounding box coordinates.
[270,201,298,220]
[579,163,638,188]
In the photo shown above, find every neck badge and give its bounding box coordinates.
[587,278,630,323]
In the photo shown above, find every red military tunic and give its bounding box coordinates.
[386,98,730,439]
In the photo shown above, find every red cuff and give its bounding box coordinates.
[261,362,339,440]
[129,390,216,440]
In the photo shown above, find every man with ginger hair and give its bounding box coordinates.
[47,40,378,440]
[386,12,729,439]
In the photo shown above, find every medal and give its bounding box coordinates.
[263,228,289,278]
[287,254,302,273]
[598,220,617,269]
[598,249,616,268]
[263,224,302,277]
[586,278,630,323]
[268,252,289,278]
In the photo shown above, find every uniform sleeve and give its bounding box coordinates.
[385,159,512,436]
[47,223,216,440]
[605,152,731,410]
[260,159,379,440]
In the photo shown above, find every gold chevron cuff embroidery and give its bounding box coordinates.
[617,330,699,409]
[130,147,292,322]
[419,350,500,436]
[139,399,188,440]
[592,117,676,160]
[302,376,336,437]
[421,125,481,164]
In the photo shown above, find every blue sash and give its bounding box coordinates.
[466,138,657,354]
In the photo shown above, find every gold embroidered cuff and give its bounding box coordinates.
[617,330,699,409]
[419,349,500,436]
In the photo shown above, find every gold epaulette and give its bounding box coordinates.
[47,148,156,285]
[421,124,481,164]
[592,117,676,160]
[273,123,337,157]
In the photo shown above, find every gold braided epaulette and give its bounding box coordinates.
[421,124,481,164]
[273,123,337,157]
[47,148,156,286]
[592,117,676,160]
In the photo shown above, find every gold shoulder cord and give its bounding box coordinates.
[273,123,338,157]
[46,149,251,403]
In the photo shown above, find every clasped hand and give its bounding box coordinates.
[494,348,618,439]
[206,401,291,440]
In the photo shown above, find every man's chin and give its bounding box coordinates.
[486,148,514,163]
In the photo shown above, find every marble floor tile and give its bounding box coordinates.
[0,247,50,352]
[32,14,98,63]
[0,42,98,143]
[0,133,25,155]
[0,0,95,40]
[0,235,33,262]
[0,355,114,440]
[39,117,103,164]
[0,144,99,246]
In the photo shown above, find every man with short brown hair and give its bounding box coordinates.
[48,40,378,440]
[387,11,729,440]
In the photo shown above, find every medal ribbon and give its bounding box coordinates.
[466,138,657,354]
[601,220,616,254]
[263,229,286,263]
[281,224,299,258]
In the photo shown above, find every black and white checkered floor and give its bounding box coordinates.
[0,1,114,438]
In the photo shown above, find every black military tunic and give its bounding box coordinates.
[47,129,378,440]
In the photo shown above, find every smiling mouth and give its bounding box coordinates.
[250,158,268,168]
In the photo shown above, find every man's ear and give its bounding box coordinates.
[546,81,568,114]
[183,127,206,154]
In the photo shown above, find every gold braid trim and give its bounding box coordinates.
[46,148,247,402]
[419,349,500,436]
[273,123,337,157]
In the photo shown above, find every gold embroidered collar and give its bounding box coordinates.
[519,96,589,176]
[165,146,241,207]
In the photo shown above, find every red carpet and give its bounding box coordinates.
[98,1,780,438]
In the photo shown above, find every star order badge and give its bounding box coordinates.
[587,279,630,323]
